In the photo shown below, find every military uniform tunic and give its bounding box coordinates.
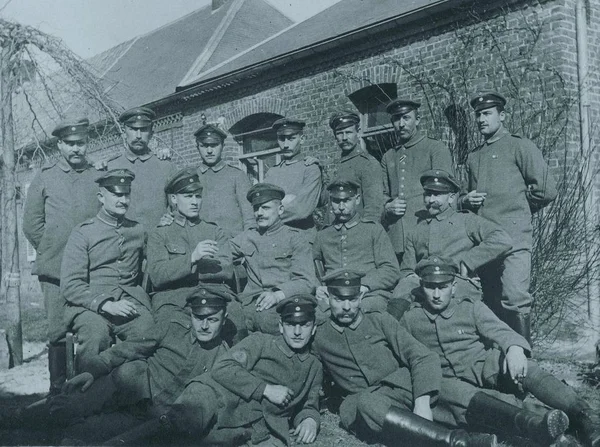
[264,154,322,232]
[461,126,557,313]
[313,214,399,309]
[61,209,154,371]
[22,159,100,342]
[337,148,383,222]
[381,132,453,254]
[197,160,255,238]
[107,152,175,230]
[312,311,441,432]
[170,333,322,446]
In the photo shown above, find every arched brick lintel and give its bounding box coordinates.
[222,97,286,127]
[342,65,401,96]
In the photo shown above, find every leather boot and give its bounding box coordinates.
[503,311,532,345]
[48,343,67,396]
[382,405,497,447]
[465,391,569,444]
[567,400,600,447]
[100,415,173,446]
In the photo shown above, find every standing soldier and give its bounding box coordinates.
[194,124,255,238]
[264,118,322,240]
[329,111,383,222]
[460,92,557,341]
[381,99,453,263]
[22,117,100,395]
[105,107,175,229]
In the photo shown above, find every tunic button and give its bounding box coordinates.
[401,169,405,172]
[400,184,405,188]
[400,177,405,180]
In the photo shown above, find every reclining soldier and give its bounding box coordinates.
[402,257,600,447]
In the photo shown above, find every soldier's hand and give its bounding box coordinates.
[93,159,108,171]
[263,384,294,406]
[191,240,218,263]
[504,345,528,384]
[101,300,140,319]
[463,190,487,209]
[385,198,407,217]
[156,147,172,160]
[158,212,174,227]
[256,291,285,311]
[303,156,320,166]
[315,286,329,301]
[62,372,94,394]
[291,417,318,443]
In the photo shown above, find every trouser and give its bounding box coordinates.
[39,277,69,344]
[70,303,154,373]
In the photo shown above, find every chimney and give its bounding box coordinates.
[212,0,228,11]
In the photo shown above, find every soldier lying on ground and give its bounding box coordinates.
[402,257,600,447]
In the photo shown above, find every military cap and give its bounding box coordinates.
[329,111,360,131]
[119,107,156,129]
[52,118,90,142]
[386,99,421,117]
[470,91,507,112]
[323,270,364,297]
[186,284,233,316]
[420,169,460,193]
[95,169,135,194]
[246,183,285,207]
[276,294,317,323]
[194,124,227,143]
[327,178,360,198]
[415,257,458,283]
[272,118,306,136]
[165,168,203,195]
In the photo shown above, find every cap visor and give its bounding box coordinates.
[328,287,361,297]
[420,274,455,284]
[191,306,224,317]
[61,134,87,142]
[104,185,131,194]
[282,314,314,324]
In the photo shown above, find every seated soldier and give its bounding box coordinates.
[313,178,399,312]
[231,183,318,335]
[392,169,512,319]
[61,169,154,373]
[402,257,600,447]
[110,295,322,447]
[311,271,497,447]
[5,285,232,445]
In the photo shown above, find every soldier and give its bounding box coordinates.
[152,295,322,446]
[231,183,318,335]
[312,271,496,447]
[264,118,322,240]
[381,99,453,263]
[105,106,175,229]
[459,92,558,341]
[392,169,512,317]
[61,169,154,373]
[22,117,100,394]
[194,123,255,238]
[329,110,383,222]
[402,257,600,447]
[313,179,399,312]
[10,285,232,445]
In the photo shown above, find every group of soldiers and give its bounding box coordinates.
[6,92,599,446]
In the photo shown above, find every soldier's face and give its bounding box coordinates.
[254,199,283,230]
[329,292,362,325]
[277,133,304,159]
[98,188,130,217]
[334,126,360,152]
[197,141,224,166]
[191,309,226,343]
[475,107,505,137]
[421,280,455,313]
[171,192,202,219]
[330,194,360,223]
[279,319,316,351]
[423,191,455,216]
[124,125,153,154]
[391,110,420,141]
[57,139,88,168]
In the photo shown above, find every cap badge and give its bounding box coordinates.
[479,97,484,102]
[434,178,438,182]
[120,178,125,183]
[137,115,142,120]
[201,289,206,295]
[340,186,344,190]
[435,171,440,174]
[189,178,193,183]
[294,298,299,303]
[71,126,76,131]
[295,306,301,311]
[201,298,207,304]
[344,280,349,285]
[435,266,440,271]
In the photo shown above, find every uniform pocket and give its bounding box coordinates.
[166,244,187,256]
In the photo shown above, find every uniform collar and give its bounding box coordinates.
[484,126,509,145]
[57,158,90,173]
[398,131,425,149]
[125,149,153,163]
[276,337,310,361]
[340,146,363,162]
[199,160,226,173]
[262,219,284,235]
[278,153,301,166]
[333,213,360,230]
[96,208,123,227]
[174,211,200,227]
[329,311,364,333]
[414,294,458,321]
[425,206,455,223]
